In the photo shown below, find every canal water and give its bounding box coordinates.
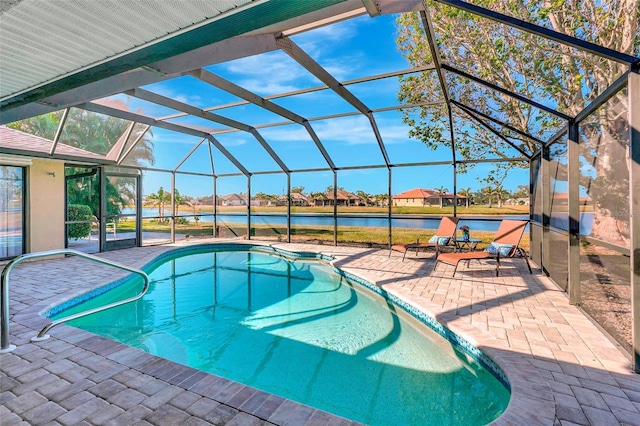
[126,208,593,234]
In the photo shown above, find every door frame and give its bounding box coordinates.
[102,168,142,251]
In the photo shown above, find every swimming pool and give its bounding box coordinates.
[49,244,510,425]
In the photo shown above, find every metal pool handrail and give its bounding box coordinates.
[1,249,150,353]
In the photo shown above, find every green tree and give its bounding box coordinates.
[186,198,201,225]
[173,188,188,215]
[11,105,155,219]
[458,187,472,208]
[482,186,496,208]
[7,111,61,139]
[511,184,530,199]
[494,186,510,208]
[291,186,305,195]
[435,186,448,208]
[374,193,389,207]
[145,187,171,220]
[396,0,638,245]
[310,191,327,207]
[356,190,371,206]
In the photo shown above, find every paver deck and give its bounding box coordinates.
[2,239,639,425]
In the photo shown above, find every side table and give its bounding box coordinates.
[454,238,482,252]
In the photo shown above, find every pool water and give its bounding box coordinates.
[52,248,510,425]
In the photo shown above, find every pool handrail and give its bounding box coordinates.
[1,249,150,353]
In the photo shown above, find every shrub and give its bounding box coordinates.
[68,204,93,239]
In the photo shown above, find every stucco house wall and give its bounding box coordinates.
[27,159,66,252]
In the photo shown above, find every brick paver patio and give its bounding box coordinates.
[1,240,639,425]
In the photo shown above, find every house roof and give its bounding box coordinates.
[0,125,108,162]
[335,189,361,201]
[393,188,436,199]
[392,188,466,199]
[218,193,245,201]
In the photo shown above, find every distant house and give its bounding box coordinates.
[505,197,530,206]
[276,192,311,206]
[217,194,246,206]
[392,188,466,207]
[311,189,364,207]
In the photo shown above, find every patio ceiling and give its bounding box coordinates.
[0,0,637,177]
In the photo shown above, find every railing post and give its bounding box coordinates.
[0,249,149,353]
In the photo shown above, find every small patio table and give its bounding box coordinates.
[454,238,482,252]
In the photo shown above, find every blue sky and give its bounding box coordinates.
[103,13,529,198]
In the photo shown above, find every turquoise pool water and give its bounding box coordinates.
[51,246,510,425]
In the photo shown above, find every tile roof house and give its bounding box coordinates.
[278,192,311,206]
[217,193,247,206]
[311,189,364,207]
[392,188,466,207]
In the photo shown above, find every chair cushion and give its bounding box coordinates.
[428,235,450,245]
[484,242,515,256]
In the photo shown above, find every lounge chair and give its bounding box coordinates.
[433,219,532,276]
[389,216,459,260]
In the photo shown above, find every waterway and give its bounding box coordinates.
[124,208,593,235]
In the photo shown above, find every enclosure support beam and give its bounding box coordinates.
[443,65,572,121]
[388,168,392,248]
[193,68,336,171]
[276,37,391,168]
[333,172,338,246]
[171,173,176,243]
[628,69,640,373]
[456,103,531,158]
[99,167,106,253]
[451,100,545,146]
[434,0,639,65]
[567,121,580,305]
[213,175,218,238]
[118,125,151,166]
[449,109,457,216]
[287,174,291,243]
[136,173,142,247]
[247,177,252,241]
[542,145,551,276]
[49,108,70,156]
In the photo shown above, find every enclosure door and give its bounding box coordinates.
[104,173,141,251]
[66,166,100,253]
[0,166,25,259]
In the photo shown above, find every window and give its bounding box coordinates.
[0,166,25,259]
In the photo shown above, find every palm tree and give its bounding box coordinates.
[482,186,498,208]
[436,186,448,208]
[374,193,389,207]
[356,190,370,206]
[495,186,510,208]
[186,199,201,226]
[11,108,155,219]
[174,188,190,215]
[310,192,326,207]
[145,187,171,220]
[458,187,472,208]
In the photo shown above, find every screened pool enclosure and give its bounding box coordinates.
[1,0,639,370]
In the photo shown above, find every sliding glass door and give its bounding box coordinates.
[0,166,25,259]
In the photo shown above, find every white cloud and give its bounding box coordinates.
[220,51,320,95]
[293,18,358,58]
[314,117,378,145]
[258,126,311,142]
